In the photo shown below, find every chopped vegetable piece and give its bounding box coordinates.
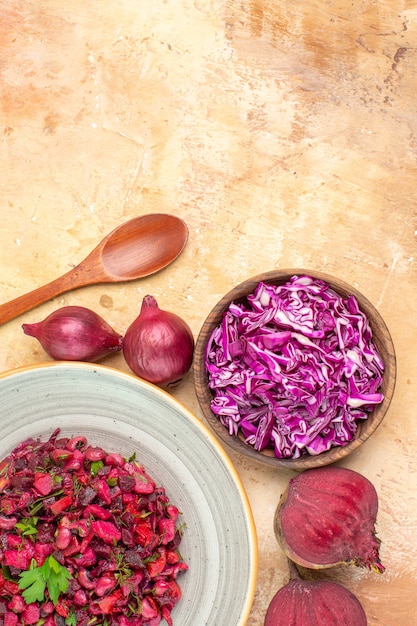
[205,275,385,458]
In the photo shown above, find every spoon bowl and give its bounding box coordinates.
[89,213,188,281]
[0,213,188,326]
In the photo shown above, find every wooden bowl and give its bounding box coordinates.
[193,269,397,470]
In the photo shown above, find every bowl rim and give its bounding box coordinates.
[194,268,397,469]
[0,361,259,624]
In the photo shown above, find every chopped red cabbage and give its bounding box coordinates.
[205,275,385,458]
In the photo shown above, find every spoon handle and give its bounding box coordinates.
[0,267,93,326]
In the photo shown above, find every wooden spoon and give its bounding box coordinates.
[0,213,188,325]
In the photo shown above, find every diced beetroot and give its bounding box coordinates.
[122,492,135,505]
[10,473,33,489]
[87,539,111,559]
[6,535,23,549]
[68,520,90,537]
[121,528,134,547]
[125,463,156,495]
[90,520,121,544]
[74,470,90,487]
[4,544,34,570]
[146,548,167,578]
[171,561,189,576]
[40,600,54,615]
[141,596,160,619]
[61,536,81,556]
[71,547,96,568]
[4,611,18,626]
[0,499,16,516]
[49,494,73,515]
[94,575,116,597]
[34,542,54,564]
[95,589,123,614]
[16,492,31,510]
[134,522,158,549]
[166,505,179,521]
[36,523,55,544]
[93,479,111,505]
[166,550,180,565]
[55,526,72,550]
[7,594,25,613]
[0,515,17,530]
[120,571,144,596]
[78,485,96,506]
[83,504,111,520]
[78,534,94,554]
[33,472,52,496]
[62,449,84,472]
[50,449,73,463]
[84,447,105,462]
[105,452,124,467]
[157,518,176,544]
[124,550,144,570]
[55,600,69,618]
[3,581,19,596]
[21,603,41,624]
[152,579,170,597]
[73,589,88,606]
[166,580,182,602]
[118,475,135,492]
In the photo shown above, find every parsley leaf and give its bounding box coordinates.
[18,566,46,603]
[90,460,104,476]
[15,516,39,537]
[65,610,77,626]
[18,555,72,606]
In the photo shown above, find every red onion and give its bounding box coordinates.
[22,306,123,362]
[274,466,385,573]
[264,561,367,625]
[123,295,194,387]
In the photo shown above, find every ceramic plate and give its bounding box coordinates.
[0,362,258,625]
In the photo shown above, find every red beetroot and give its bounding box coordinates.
[33,472,52,495]
[275,466,384,572]
[90,520,122,544]
[4,612,18,626]
[264,562,367,626]
[21,603,41,624]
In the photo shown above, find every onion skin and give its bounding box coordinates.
[22,306,123,362]
[122,295,195,387]
[274,466,384,573]
[264,576,367,626]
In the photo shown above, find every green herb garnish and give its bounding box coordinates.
[90,460,104,476]
[15,516,39,537]
[18,555,72,605]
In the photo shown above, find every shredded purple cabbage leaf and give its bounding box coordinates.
[205,275,385,459]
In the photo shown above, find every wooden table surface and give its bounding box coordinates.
[1,2,416,624]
